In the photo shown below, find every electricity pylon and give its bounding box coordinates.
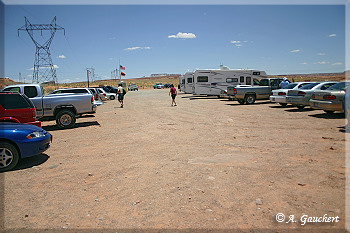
[18,17,65,84]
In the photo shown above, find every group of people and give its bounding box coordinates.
[115,83,178,108]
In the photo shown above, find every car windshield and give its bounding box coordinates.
[282,83,297,89]
[300,83,320,90]
[327,82,350,91]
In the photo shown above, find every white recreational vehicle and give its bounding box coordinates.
[192,67,267,96]
[183,72,194,94]
[179,75,185,92]
[179,72,194,93]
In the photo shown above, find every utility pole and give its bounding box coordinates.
[18,16,65,87]
[86,67,94,88]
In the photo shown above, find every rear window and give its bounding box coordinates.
[24,86,38,98]
[283,83,298,89]
[259,79,269,86]
[327,82,350,91]
[0,94,34,109]
[300,83,320,90]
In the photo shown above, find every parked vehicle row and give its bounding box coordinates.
[179,70,349,113]
[1,84,98,129]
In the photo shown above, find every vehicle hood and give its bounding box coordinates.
[0,122,42,131]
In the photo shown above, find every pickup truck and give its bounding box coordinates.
[1,84,97,128]
[227,78,284,104]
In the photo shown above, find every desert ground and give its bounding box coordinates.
[2,88,348,232]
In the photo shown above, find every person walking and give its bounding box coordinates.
[117,83,125,108]
[169,84,177,106]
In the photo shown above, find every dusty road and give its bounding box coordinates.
[2,89,347,231]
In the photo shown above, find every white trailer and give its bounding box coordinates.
[183,72,194,94]
[179,75,185,92]
[192,68,267,96]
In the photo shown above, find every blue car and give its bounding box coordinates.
[0,123,52,172]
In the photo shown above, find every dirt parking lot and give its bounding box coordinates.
[1,89,348,232]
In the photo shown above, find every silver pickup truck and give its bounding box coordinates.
[1,84,97,128]
[227,78,284,104]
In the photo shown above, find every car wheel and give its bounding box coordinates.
[279,103,287,107]
[238,99,245,104]
[324,110,335,114]
[297,105,305,109]
[110,95,115,100]
[244,94,256,104]
[56,110,76,128]
[0,142,20,172]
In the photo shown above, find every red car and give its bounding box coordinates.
[0,92,41,127]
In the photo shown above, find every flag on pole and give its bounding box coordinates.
[121,72,126,76]
[120,65,125,70]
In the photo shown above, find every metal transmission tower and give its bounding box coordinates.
[18,17,65,84]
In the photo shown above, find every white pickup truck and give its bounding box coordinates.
[1,84,97,128]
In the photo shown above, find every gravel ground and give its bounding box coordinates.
[1,89,347,232]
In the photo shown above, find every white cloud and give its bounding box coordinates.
[58,55,66,59]
[27,65,59,70]
[124,46,151,51]
[230,40,241,44]
[62,79,71,83]
[317,53,325,56]
[300,62,308,65]
[235,44,243,47]
[314,61,329,65]
[332,62,343,66]
[290,49,301,53]
[168,32,196,39]
[328,34,336,37]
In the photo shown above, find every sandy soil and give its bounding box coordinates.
[2,89,347,232]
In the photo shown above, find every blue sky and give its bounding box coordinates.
[2,1,348,83]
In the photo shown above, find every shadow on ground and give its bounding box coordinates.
[42,121,100,132]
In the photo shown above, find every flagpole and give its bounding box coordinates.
[119,59,121,82]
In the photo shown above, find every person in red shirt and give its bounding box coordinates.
[169,84,177,106]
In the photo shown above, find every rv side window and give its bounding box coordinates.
[197,76,208,82]
[187,78,193,83]
[246,77,252,85]
[253,72,261,75]
[182,79,185,84]
[253,78,260,85]
[240,76,244,83]
[226,78,238,83]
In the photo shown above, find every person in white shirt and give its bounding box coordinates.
[279,77,290,89]
[117,84,125,108]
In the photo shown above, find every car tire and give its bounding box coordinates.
[110,95,115,100]
[244,94,256,104]
[324,110,335,114]
[279,103,288,107]
[297,105,305,109]
[56,110,76,129]
[238,99,245,104]
[0,142,20,172]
